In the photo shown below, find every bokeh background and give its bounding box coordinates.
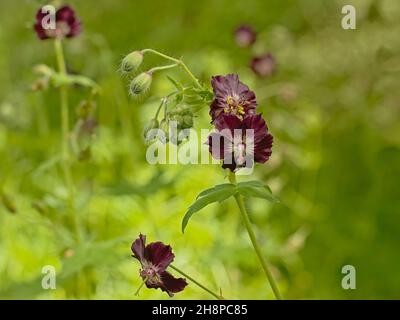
[0,0,399,299]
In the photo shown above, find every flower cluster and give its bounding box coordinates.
[234,25,276,78]
[208,74,273,171]
[131,234,187,297]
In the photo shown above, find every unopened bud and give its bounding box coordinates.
[130,72,152,96]
[121,51,143,73]
[182,114,193,129]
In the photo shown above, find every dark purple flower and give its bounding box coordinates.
[210,74,257,122]
[131,234,187,297]
[208,114,273,171]
[234,25,257,48]
[250,53,276,78]
[34,5,81,40]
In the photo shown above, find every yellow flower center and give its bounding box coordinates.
[224,96,245,118]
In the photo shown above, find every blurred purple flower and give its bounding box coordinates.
[208,114,273,171]
[234,25,257,48]
[131,234,187,297]
[250,53,276,78]
[34,5,81,40]
[210,74,257,122]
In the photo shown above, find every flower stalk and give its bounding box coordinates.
[141,49,201,88]
[169,264,224,300]
[54,38,81,242]
[228,172,282,300]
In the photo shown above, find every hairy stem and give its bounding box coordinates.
[54,38,81,243]
[142,49,201,88]
[169,264,224,300]
[229,172,282,300]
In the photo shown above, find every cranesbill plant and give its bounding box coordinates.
[32,4,99,242]
[121,49,282,299]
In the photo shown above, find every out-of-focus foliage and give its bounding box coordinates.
[0,0,399,299]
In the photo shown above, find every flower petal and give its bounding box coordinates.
[213,114,242,132]
[131,233,146,263]
[145,241,175,271]
[254,133,273,163]
[56,6,76,22]
[159,271,188,297]
[242,114,273,163]
[242,114,269,143]
[250,53,276,78]
[33,8,48,39]
[208,132,233,160]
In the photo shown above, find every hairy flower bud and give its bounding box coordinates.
[168,104,194,129]
[121,51,143,73]
[130,72,152,96]
[182,114,193,129]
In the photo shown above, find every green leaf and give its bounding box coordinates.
[182,184,236,233]
[237,181,279,203]
[196,183,235,199]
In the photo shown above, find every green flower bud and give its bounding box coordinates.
[171,115,183,127]
[182,114,193,129]
[121,51,143,73]
[130,72,152,96]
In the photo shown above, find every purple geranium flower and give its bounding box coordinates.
[250,53,276,78]
[131,234,187,297]
[208,114,273,171]
[210,74,257,122]
[34,5,81,40]
[234,25,257,48]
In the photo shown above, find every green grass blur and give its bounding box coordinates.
[0,0,399,299]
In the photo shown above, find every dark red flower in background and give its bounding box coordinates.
[131,234,187,297]
[208,114,273,171]
[34,5,81,40]
[250,53,276,78]
[234,25,257,48]
[210,74,256,122]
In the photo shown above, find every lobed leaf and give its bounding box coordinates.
[237,181,279,203]
[182,184,236,233]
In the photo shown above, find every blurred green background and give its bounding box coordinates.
[0,0,399,299]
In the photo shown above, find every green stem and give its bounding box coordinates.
[142,49,201,88]
[169,264,224,300]
[149,63,179,73]
[154,91,179,119]
[229,172,282,300]
[54,38,81,243]
[154,99,165,120]
[135,277,148,296]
